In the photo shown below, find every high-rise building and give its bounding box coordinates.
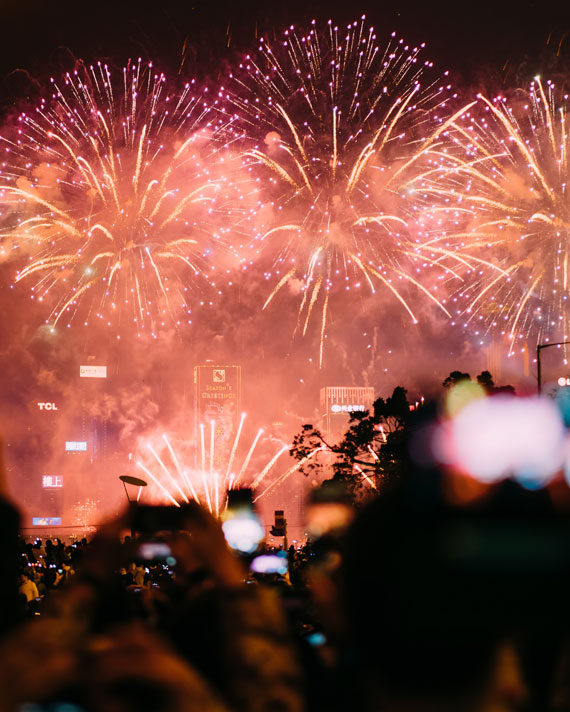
[320,386,375,435]
[194,365,241,470]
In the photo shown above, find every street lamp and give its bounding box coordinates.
[119,475,147,537]
[536,342,570,394]
[119,474,147,504]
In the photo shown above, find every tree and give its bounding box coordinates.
[290,386,412,498]
[476,370,495,392]
[442,371,471,389]
[443,370,515,396]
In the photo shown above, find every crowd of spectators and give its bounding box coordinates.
[2,418,570,712]
[17,536,80,608]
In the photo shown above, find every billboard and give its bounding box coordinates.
[32,517,62,526]
[65,441,87,452]
[79,365,107,378]
[194,365,241,470]
[42,475,63,488]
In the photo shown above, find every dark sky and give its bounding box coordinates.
[0,0,569,107]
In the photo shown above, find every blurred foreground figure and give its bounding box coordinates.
[0,436,22,638]
[0,499,305,712]
[343,465,570,712]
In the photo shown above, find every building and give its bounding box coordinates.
[320,386,375,436]
[194,364,242,470]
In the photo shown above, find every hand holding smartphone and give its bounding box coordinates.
[221,489,264,555]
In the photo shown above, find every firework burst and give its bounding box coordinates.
[134,416,314,517]
[0,59,245,332]
[421,78,570,347]
[219,17,466,363]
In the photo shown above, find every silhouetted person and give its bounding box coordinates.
[343,470,570,712]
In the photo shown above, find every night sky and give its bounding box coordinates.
[0,0,569,105]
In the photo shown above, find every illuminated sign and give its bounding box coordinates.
[65,441,87,452]
[558,377,570,387]
[32,517,62,526]
[320,386,375,433]
[330,404,366,413]
[42,476,63,488]
[37,402,58,411]
[79,365,107,378]
[194,365,241,469]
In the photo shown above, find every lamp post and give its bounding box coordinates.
[536,342,570,394]
[119,475,147,538]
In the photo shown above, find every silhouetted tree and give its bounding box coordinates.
[443,370,515,395]
[290,386,412,498]
[442,371,471,389]
[476,370,495,392]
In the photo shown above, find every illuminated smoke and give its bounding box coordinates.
[0,59,248,334]
[218,17,465,364]
[417,78,570,350]
[135,420,292,516]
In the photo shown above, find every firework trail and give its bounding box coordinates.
[219,17,467,364]
[0,59,246,331]
[135,419,292,516]
[418,78,570,348]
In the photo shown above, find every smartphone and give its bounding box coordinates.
[132,504,198,534]
[136,541,173,562]
[221,489,264,554]
[250,552,288,575]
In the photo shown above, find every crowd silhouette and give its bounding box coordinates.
[2,399,570,712]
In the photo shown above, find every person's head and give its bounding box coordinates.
[343,472,570,709]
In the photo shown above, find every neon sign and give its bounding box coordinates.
[65,441,87,452]
[330,404,366,413]
[37,402,58,411]
[42,476,63,488]
[79,365,107,378]
[32,517,62,526]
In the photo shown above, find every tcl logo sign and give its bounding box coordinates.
[37,402,58,411]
